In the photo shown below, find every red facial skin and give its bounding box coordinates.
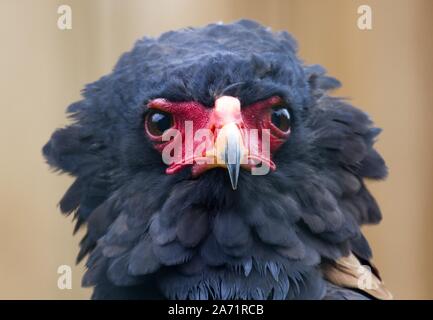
[144,96,290,176]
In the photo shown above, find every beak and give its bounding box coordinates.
[211,96,247,190]
[220,123,243,190]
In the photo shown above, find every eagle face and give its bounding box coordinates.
[144,95,291,188]
[43,20,388,300]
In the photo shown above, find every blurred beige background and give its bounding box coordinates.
[0,0,432,299]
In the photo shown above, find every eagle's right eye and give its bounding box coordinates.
[270,106,291,133]
[145,110,173,137]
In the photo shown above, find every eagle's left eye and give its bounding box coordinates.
[145,110,173,137]
[271,107,291,133]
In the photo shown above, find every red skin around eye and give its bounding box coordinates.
[240,96,290,153]
[144,96,290,173]
[146,98,211,153]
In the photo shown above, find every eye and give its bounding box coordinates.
[145,110,173,137]
[270,107,291,133]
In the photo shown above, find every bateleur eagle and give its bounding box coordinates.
[43,20,392,300]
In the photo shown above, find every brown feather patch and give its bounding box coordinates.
[322,252,393,300]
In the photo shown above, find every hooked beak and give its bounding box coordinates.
[221,123,243,190]
[210,97,246,190]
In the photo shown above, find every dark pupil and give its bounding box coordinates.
[271,107,291,132]
[148,111,172,135]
